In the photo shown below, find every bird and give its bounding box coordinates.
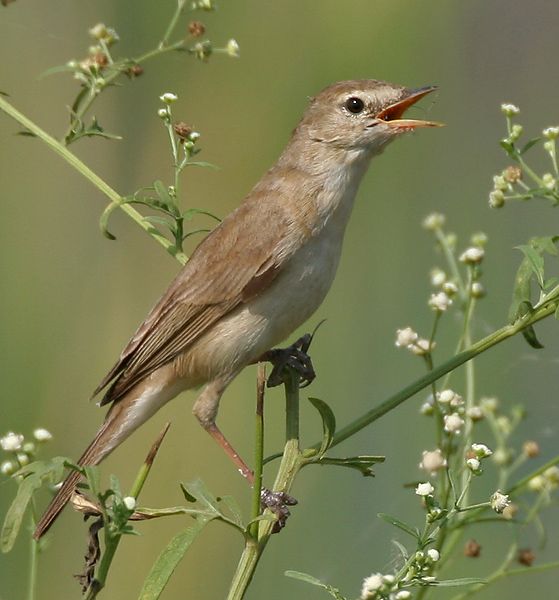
[34,79,440,539]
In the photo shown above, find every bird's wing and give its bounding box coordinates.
[94,195,291,405]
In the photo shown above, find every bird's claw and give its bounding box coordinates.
[260,488,298,533]
[265,332,316,388]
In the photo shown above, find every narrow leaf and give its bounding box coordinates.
[138,516,214,600]
[508,257,533,322]
[430,577,486,587]
[522,324,544,349]
[520,137,541,155]
[317,455,384,477]
[377,513,420,540]
[99,202,119,240]
[153,180,173,207]
[516,245,544,288]
[308,397,336,457]
[285,571,346,599]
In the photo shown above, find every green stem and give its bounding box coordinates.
[325,297,558,452]
[27,501,39,600]
[227,370,303,600]
[0,95,187,264]
[159,0,188,49]
[250,366,266,538]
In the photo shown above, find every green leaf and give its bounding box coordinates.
[377,513,420,540]
[217,495,243,527]
[430,577,486,587]
[516,244,544,288]
[316,455,384,477]
[508,257,533,322]
[522,324,544,349]
[499,140,516,158]
[1,457,68,553]
[39,64,79,79]
[308,397,336,457]
[391,539,409,561]
[16,130,37,137]
[99,201,120,240]
[185,160,219,170]
[138,515,214,600]
[520,137,541,155]
[83,465,101,497]
[285,571,346,599]
[153,180,173,208]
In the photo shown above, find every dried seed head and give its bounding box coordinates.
[188,21,206,37]
[503,165,522,183]
[464,539,481,558]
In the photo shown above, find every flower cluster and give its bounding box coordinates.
[1,429,52,476]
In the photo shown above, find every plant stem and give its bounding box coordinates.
[0,95,187,264]
[27,501,39,600]
[250,365,266,538]
[227,370,303,600]
[325,297,558,452]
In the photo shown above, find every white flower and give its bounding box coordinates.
[442,281,458,296]
[361,574,383,599]
[490,490,510,513]
[544,466,559,487]
[430,268,446,287]
[420,449,447,474]
[444,413,464,434]
[437,389,459,404]
[459,247,485,264]
[123,496,136,510]
[160,92,178,104]
[415,482,435,497]
[158,108,168,119]
[542,173,557,190]
[188,131,201,142]
[471,443,493,458]
[489,190,505,208]
[480,396,498,412]
[466,458,481,473]
[395,327,418,347]
[422,212,445,231]
[528,475,546,492]
[543,126,559,140]
[467,406,484,421]
[470,282,485,298]
[409,338,434,356]
[427,548,440,562]
[501,103,520,116]
[226,39,240,57]
[428,292,452,312]
[1,460,16,476]
[420,400,434,416]
[33,428,52,442]
[17,453,29,466]
[1,432,24,452]
[395,592,412,600]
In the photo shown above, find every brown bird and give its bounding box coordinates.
[34,79,440,539]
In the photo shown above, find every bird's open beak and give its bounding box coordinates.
[376,86,443,129]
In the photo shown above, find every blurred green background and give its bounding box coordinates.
[1,1,559,599]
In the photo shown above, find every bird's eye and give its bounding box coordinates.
[345,97,365,114]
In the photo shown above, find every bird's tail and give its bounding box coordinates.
[33,419,115,540]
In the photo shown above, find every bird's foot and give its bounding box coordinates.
[260,488,298,533]
[263,322,325,388]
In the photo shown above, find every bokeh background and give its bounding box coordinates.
[1,1,559,599]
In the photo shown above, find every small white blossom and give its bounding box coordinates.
[543,126,559,140]
[430,268,446,287]
[480,396,498,412]
[542,173,557,190]
[437,389,459,405]
[226,39,240,57]
[395,592,411,600]
[427,548,440,562]
[188,131,201,142]
[459,247,485,264]
[409,338,434,356]
[158,108,169,119]
[442,281,458,296]
[501,103,520,116]
[123,496,136,510]
[160,92,178,104]
[492,448,511,466]
[466,457,481,474]
[1,460,16,476]
[395,327,418,347]
[444,413,464,434]
[1,432,24,452]
[429,292,452,312]
[470,282,486,298]
[23,442,35,455]
[471,443,493,458]
[467,406,484,421]
[415,482,435,497]
[528,475,546,492]
[420,401,434,416]
[420,449,447,475]
[489,190,505,208]
[544,466,559,487]
[16,453,29,466]
[422,212,445,231]
[361,574,383,599]
[33,428,52,442]
[490,490,510,513]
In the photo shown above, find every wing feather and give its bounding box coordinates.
[95,193,291,405]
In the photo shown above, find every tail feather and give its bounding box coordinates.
[33,422,112,540]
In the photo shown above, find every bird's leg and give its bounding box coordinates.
[193,381,297,531]
[260,320,325,388]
